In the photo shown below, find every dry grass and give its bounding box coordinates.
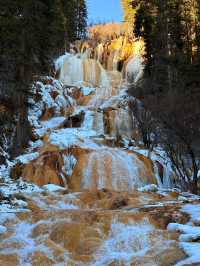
[88,23,131,41]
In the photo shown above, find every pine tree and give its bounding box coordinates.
[76,0,87,40]
[196,1,200,59]
[121,0,140,34]
[121,0,136,23]
[130,0,200,193]
[0,0,88,159]
[61,0,78,47]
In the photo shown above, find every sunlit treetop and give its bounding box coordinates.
[121,0,137,23]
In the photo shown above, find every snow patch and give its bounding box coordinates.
[81,86,96,96]
[28,78,74,138]
[43,184,66,192]
[176,242,200,266]
[49,128,98,150]
[182,204,200,223]
[138,184,158,192]
[15,152,39,164]
[41,116,66,130]
[62,154,77,176]
[0,225,7,234]
[53,201,79,210]
[168,204,200,265]
[0,213,16,224]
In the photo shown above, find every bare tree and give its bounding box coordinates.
[129,98,158,152]
[160,113,200,193]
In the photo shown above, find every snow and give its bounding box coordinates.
[41,116,66,130]
[49,128,98,150]
[81,86,96,96]
[138,184,158,192]
[0,179,42,212]
[37,82,55,108]
[28,139,43,149]
[28,78,74,138]
[0,164,11,180]
[176,243,200,266]
[168,223,200,236]
[52,79,63,92]
[15,152,39,164]
[62,154,77,176]
[168,204,200,266]
[0,203,28,213]
[0,225,7,234]
[53,201,79,210]
[43,184,66,192]
[182,204,200,223]
[34,127,48,138]
[0,213,16,224]
[81,110,94,130]
[13,199,28,208]
[55,95,68,112]
[99,90,129,110]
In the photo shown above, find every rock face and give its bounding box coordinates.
[22,150,65,186]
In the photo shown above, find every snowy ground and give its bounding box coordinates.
[168,204,200,265]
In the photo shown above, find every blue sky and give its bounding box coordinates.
[86,0,123,23]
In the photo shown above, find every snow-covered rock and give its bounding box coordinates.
[138,184,158,192]
[49,128,98,150]
[182,204,200,223]
[28,78,75,138]
[0,225,7,234]
[168,204,200,265]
